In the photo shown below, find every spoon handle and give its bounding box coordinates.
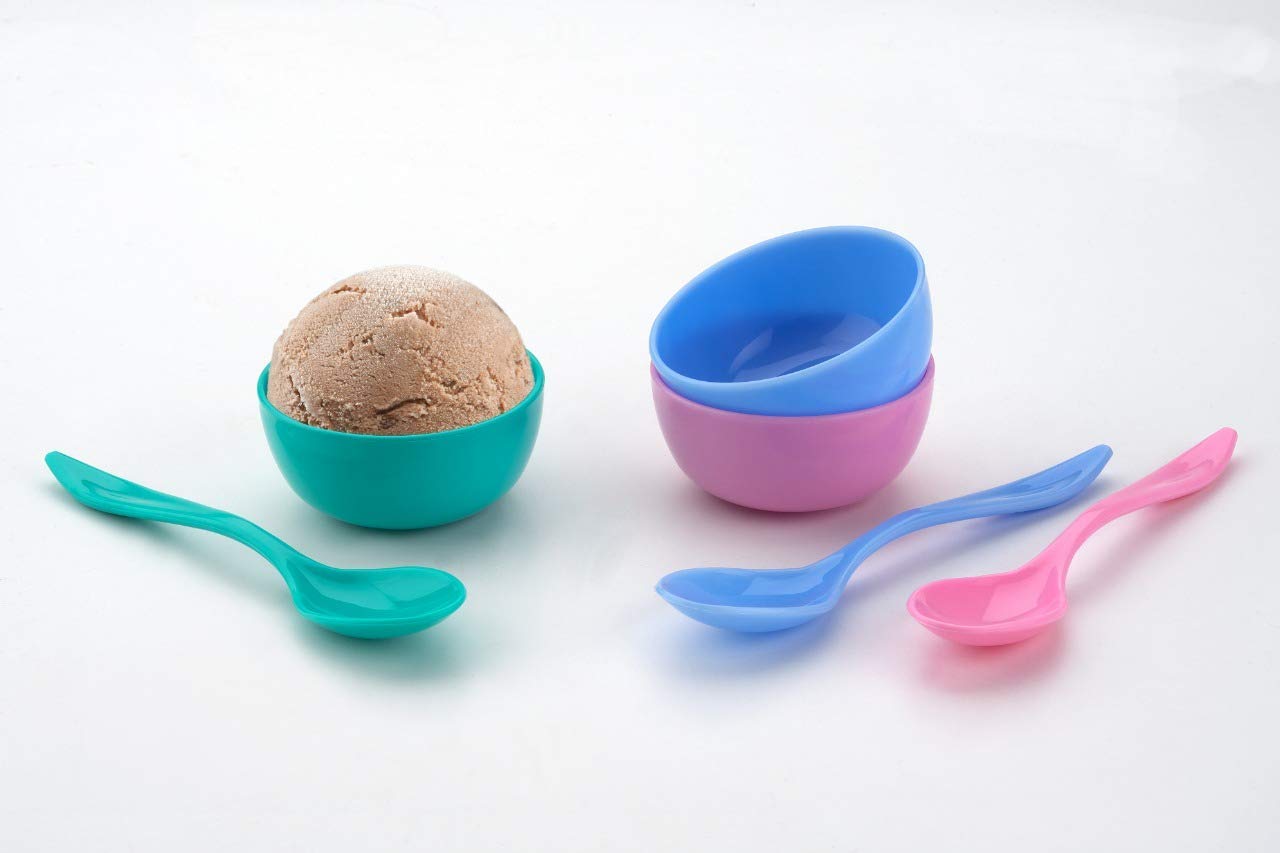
[46,452,301,571]
[1044,428,1237,567]
[832,444,1113,576]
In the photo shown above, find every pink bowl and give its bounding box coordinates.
[652,357,934,512]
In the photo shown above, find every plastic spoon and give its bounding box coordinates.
[656,445,1112,632]
[908,428,1236,646]
[46,452,465,639]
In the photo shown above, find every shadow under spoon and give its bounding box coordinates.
[655,444,1113,632]
[46,452,465,639]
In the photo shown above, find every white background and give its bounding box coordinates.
[3,2,1278,850]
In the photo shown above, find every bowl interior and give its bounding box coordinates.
[653,228,922,384]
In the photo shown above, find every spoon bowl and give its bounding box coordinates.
[657,561,839,632]
[287,561,466,639]
[46,452,466,639]
[907,563,1065,645]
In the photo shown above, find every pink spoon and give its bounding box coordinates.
[908,428,1237,646]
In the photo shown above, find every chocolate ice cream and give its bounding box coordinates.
[267,266,534,435]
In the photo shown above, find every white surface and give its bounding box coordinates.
[3,2,1279,850]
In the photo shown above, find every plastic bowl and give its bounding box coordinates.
[258,352,544,529]
[650,226,931,416]
[652,357,934,512]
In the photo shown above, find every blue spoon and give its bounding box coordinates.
[655,445,1112,632]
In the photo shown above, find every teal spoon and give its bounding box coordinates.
[46,452,466,639]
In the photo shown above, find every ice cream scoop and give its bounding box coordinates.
[267,265,533,435]
[908,428,1236,646]
[46,452,466,638]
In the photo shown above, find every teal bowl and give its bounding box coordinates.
[258,352,544,529]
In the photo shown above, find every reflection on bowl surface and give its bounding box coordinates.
[712,312,884,382]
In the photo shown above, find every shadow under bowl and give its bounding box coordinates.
[652,357,934,512]
[649,226,932,416]
[258,351,544,529]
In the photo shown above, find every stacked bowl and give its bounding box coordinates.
[650,226,934,512]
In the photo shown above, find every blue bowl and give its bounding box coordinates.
[649,226,932,416]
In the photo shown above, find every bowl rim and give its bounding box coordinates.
[652,355,935,423]
[649,225,926,392]
[258,349,544,442]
